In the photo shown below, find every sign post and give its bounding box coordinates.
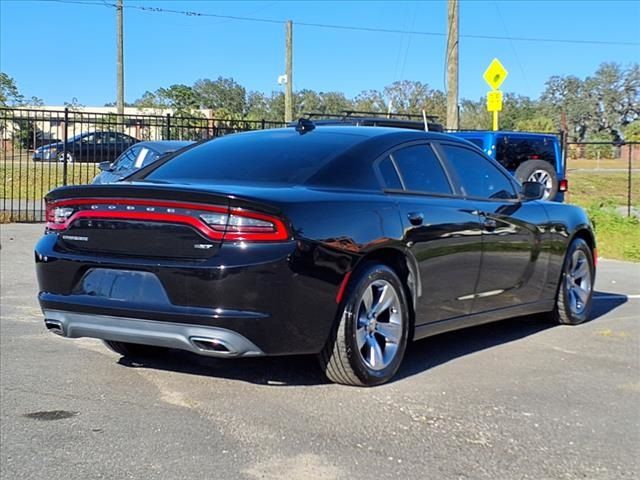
[483,58,508,131]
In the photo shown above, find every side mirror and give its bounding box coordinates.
[521,181,545,201]
[98,161,113,172]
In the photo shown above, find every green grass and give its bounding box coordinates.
[585,204,640,262]
[567,171,640,262]
[566,171,639,207]
[0,163,99,200]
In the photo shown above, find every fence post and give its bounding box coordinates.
[261,119,265,130]
[62,107,69,186]
[166,113,171,140]
[628,144,632,218]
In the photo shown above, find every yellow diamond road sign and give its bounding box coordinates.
[483,58,508,91]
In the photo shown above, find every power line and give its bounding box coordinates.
[42,0,640,47]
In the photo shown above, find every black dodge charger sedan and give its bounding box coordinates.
[35,124,596,386]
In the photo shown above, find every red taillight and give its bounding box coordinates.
[45,198,289,242]
[559,179,569,192]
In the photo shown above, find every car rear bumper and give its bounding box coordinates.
[35,233,345,356]
[43,309,264,357]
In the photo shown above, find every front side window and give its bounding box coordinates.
[440,144,517,200]
[390,144,452,195]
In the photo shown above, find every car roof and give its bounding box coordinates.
[277,124,454,141]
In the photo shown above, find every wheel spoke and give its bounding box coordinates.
[375,322,402,343]
[574,285,589,305]
[355,327,367,350]
[372,284,394,317]
[573,261,589,280]
[367,336,384,368]
[567,288,576,312]
[361,286,373,313]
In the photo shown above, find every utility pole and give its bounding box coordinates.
[446,0,459,130]
[116,0,124,115]
[284,20,293,123]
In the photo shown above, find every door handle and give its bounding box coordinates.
[408,212,424,226]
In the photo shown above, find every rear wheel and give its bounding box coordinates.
[103,340,167,358]
[319,262,409,386]
[515,160,558,200]
[56,151,74,163]
[554,238,595,325]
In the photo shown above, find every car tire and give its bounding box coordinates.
[553,238,595,325]
[515,160,558,201]
[103,340,167,358]
[56,152,74,163]
[318,262,410,386]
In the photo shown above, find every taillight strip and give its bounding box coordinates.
[46,198,289,242]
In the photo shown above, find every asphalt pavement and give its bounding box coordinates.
[1,223,639,480]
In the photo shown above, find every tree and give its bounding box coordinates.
[541,75,595,141]
[245,91,271,121]
[623,121,640,142]
[587,63,640,139]
[460,98,489,130]
[156,84,200,116]
[0,72,23,106]
[193,77,246,117]
[353,89,386,112]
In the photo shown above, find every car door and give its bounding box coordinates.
[376,142,483,325]
[437,142,549,312]
[77,133,97,162]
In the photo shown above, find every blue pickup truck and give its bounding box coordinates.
[451,131,567,202]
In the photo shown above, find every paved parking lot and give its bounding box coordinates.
[1,223,639,480]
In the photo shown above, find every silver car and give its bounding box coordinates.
[92,140,194,184]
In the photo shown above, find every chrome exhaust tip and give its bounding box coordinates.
[44,319,65,336]
[190,337,233,354]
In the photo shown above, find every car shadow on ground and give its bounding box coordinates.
[116,291,628,387]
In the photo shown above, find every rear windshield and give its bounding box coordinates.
[496,135,557,170]
[142,130,363,185]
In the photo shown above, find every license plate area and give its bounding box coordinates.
[73,268,170,305]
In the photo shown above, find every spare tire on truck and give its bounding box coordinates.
[514,160,558,201]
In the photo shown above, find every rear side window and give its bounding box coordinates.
[378,157,403,189]
[496,135,557,170]
[144,130,361,185]
[391,144,452,195]
[440,144,517,200]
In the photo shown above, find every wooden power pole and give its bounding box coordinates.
[284,20,293,123]
[116,0,125,115]
[446,0,459,130]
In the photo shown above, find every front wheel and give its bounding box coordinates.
[553,238,595,325]
[318,262,410,386]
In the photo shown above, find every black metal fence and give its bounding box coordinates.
[565,141,638,217]
[1,107,638,222]
[0,107,283,221]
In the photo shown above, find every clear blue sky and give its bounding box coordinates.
[1,0,639,106]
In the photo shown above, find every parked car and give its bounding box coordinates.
[36,122,596,386]
[33,131,138,163]
[450,131,566,201]
[92,140,194,184]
